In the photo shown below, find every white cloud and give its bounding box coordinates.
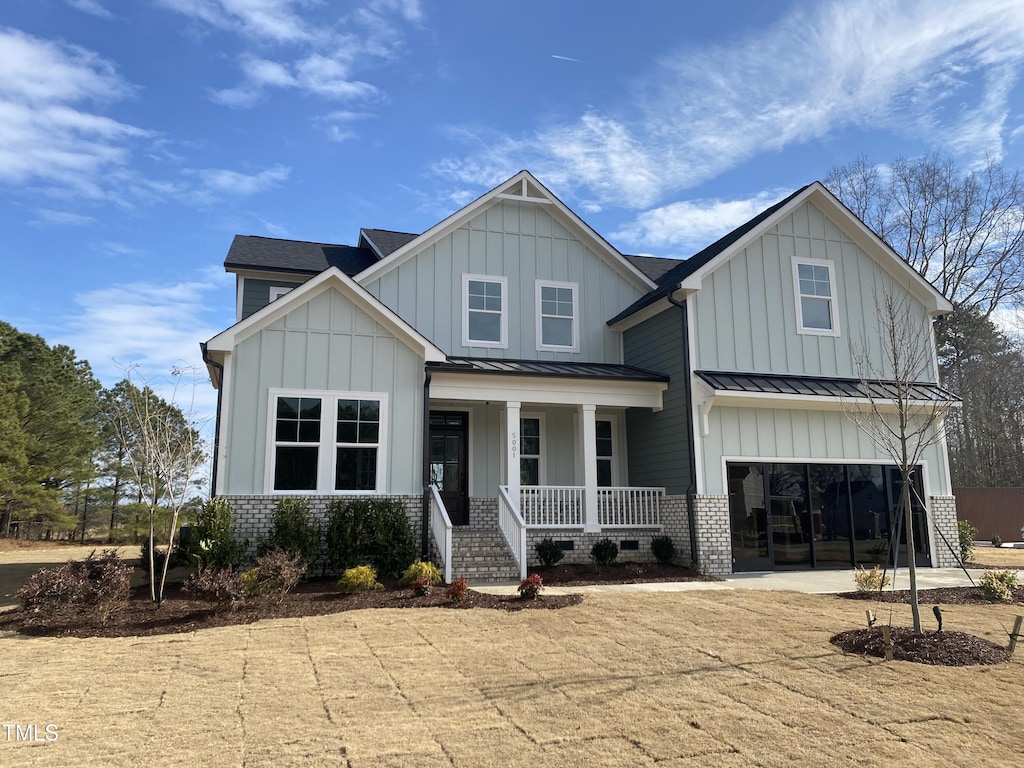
[313,109,374,142]
[612,189,792,251]
[154,0,312,42]
[31,208,98,227]
[434,0,1024,210]
[65,0,114,19]
[192,164,291,202]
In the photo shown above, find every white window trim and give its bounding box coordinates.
[265,388,389,494]
[535,280,580,352]
[269,285,294,302]
[462,273,509,349]
[792,257,840,337]
[519,412,546,486]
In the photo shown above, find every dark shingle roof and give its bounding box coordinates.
[608,184,812,325]
[624,254,685,282]
[225,235,379,276]
[428,356,669,382]
[360,229,419,257]
[696,370,958,402]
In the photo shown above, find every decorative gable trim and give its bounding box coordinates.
[354,171,657,292]
[204,266,446,363]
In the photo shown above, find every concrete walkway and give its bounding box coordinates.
[473,566,1018,596]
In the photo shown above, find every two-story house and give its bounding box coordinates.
[201,171,959,579]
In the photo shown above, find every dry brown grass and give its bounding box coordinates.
[1,586,1022,767]
[970,546,1024,569]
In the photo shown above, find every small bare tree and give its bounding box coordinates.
[112,365,208,604]
[843,288,953,634]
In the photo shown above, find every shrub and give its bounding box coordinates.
[190,497,247,570]
[184,566,244,611]
[401,560,442,586]
[853,565,891,592]
[138,539,180,575]
[650,536,676,565]
[958,520,978,564]
[534,538,564,566]
[239,549,304,602]
[409,574,432,597]
[323,498,417,578]
[991,534,1003,547]
[518,573,543,599]
[258,498,321,570]
[445,577,468,603]
[590,538,619,566]
[18,549,132,623]
[980,570,1019,602]
[338,565,383,593]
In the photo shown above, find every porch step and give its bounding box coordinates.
[450,529,520,584]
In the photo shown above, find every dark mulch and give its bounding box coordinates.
[831,627,1011,666]
[0,578,582,639]
[838,585,1024,606]
[528,561,712,586]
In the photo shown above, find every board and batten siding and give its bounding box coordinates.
[622,309,691,495]
[700,405,952,496]
[361,199,646,361]
[223,286,424,495]
[240,278,306,320]
[692,201,937,381]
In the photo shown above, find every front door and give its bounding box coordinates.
[429,412,469,526]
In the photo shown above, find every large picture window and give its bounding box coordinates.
[793,259,840,336]
[269,390,386,493]
[536,280,578,350]
[462,274,508,347]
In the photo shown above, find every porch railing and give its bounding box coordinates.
[498,485,528,580]
[521,486,584,528]
[428,486,453,583]
[598,487,664,528]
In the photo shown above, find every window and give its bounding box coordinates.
[536,281,578,350]
[269,390,386,493]
[520,416,542,485]
[596,419,614,487]
[793,259,839,335]
[462,274,508,347]
[269,285,294,302]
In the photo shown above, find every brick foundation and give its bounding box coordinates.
[929,495,959,567]
[692,494,732,576]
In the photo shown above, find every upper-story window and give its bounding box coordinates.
[536,280,579,351]
[462,274,508,348]
[269,285,294,302]
[793,259,840,336]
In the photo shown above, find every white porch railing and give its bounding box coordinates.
[428,486,453,584]
[598,487,664,528]
[520,486,584,528]
[498,485,528,580]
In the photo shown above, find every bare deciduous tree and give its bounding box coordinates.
[843,289,954,634]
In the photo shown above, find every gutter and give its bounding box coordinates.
[421,369,432,559]
[200,342,224,499]
[666,291,701,570]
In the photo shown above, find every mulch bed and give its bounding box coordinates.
[838,585,1024,606]
[0,577,582,639]
[528,561,712,586]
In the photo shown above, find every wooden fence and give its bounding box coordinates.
[953,487,1024,542]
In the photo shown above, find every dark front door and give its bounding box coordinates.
[429,412,469,526]
[728,464,772,571]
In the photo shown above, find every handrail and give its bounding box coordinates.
[428,486,453,583]
[497,485,527,580]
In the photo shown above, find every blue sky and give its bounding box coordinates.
[3,0,1024,413]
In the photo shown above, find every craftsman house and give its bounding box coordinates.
[202,171,959,579]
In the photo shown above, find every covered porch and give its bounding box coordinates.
[424,357,669,580]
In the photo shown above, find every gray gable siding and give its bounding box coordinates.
[692,201,937,381]
[222,286,424,495]
[361,199,646,362]
[622,309,691,495]
[241,278,306,320]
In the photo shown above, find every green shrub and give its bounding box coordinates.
[184,565,243,611]
[958,520,978,564]
[980,570,1019,602]
[190,497,247,570]
[534,538,564,566]
[258,498,321,569]
[590,538,618,566]
[401,560,442,586]
[338,565,383,593]
[518,573,543,599]
[650,536,676,565]
[239,549,304,602]
[445,577,468,603]
[853,565,891,592]
[18,549,132,623]
[991,534,1003,547]
[323,498,417,578]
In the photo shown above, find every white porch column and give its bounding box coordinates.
[505,401,521,505]
[580,404,600,532]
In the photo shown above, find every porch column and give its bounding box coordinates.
[505,401,521,505]
[580,404,600,532]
